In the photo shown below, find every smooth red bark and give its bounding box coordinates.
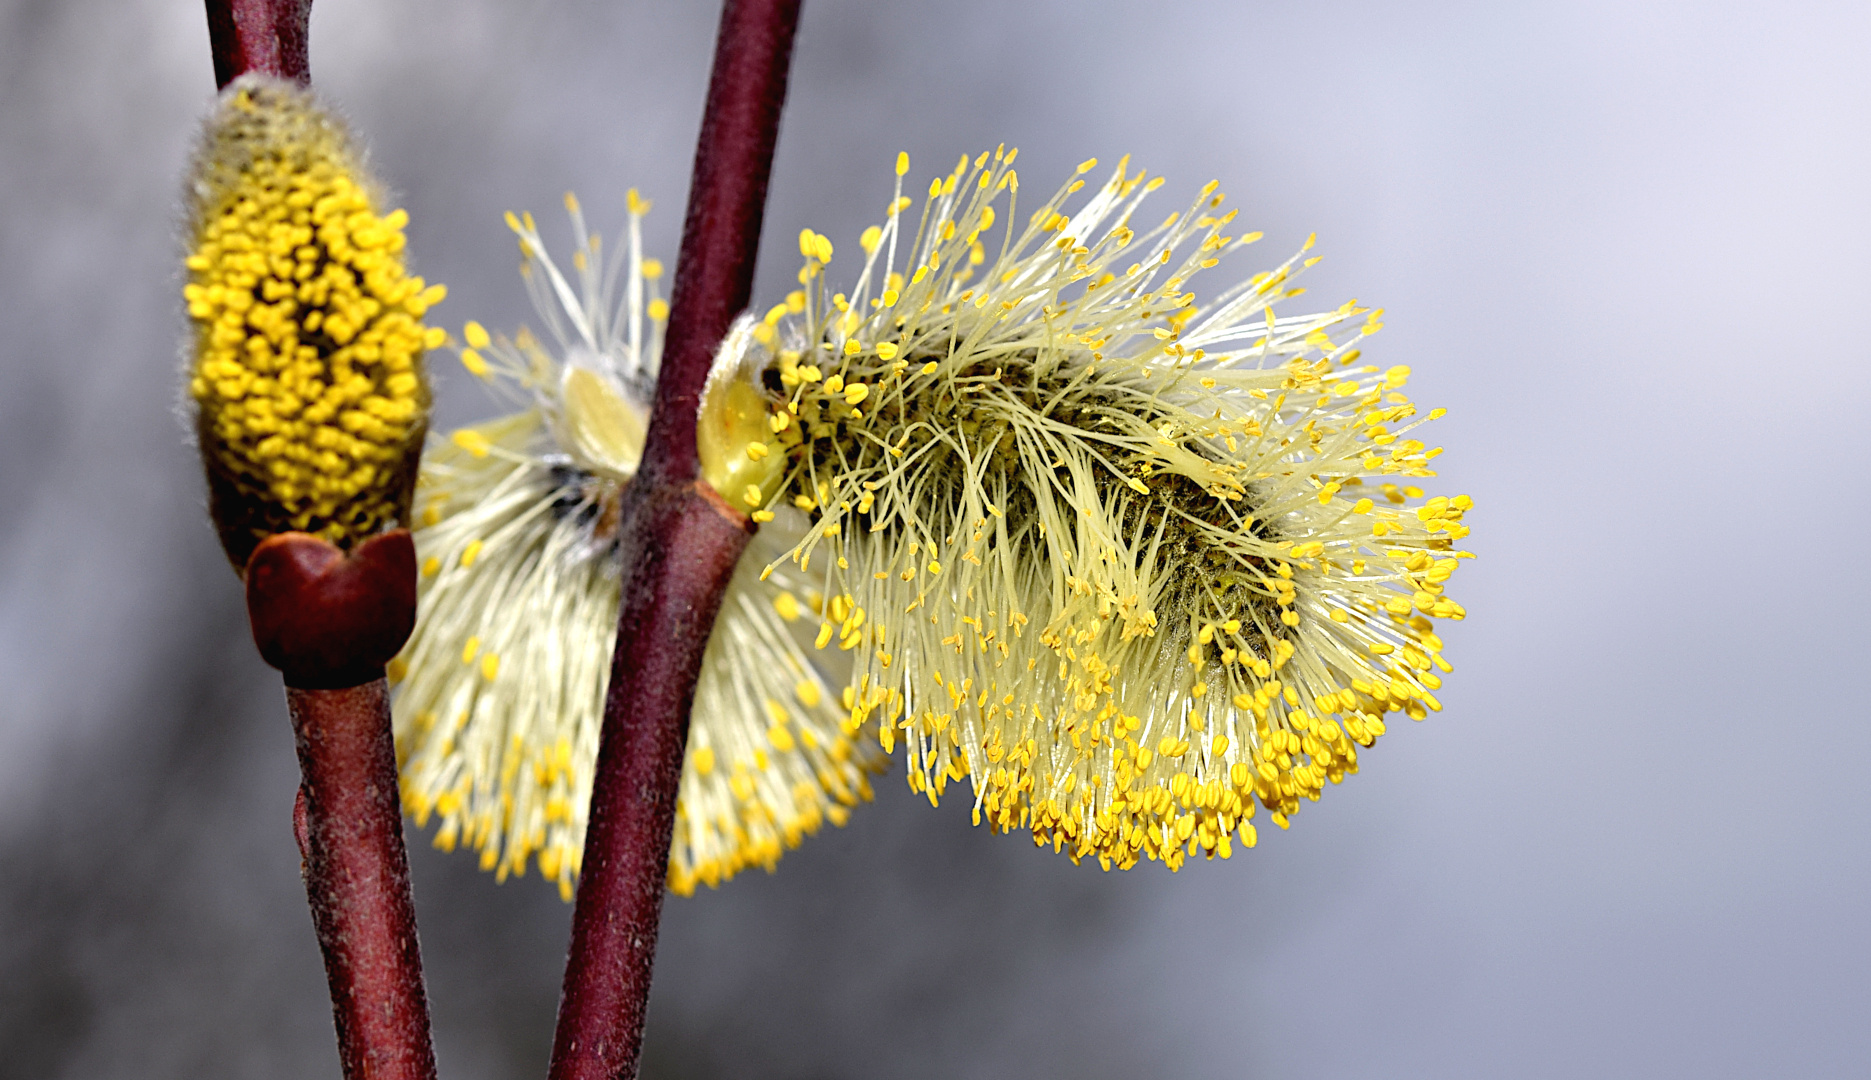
[548,2,801,1078]
[204,0,312,88]
[638,0,802,492]
[548,484,752,1080]
[288,680,439,1080]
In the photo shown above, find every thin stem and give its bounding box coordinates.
[246,531,437,1080]
[548,483,752,1080]
[204,0,312,88]
[548,2,801,1079]
[200,6,434,1074]
[288,680,439,1080]
[639,0,803,490]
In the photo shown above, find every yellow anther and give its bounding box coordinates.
[452,429,492,458]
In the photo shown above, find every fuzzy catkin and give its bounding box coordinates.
[184,75,444,566]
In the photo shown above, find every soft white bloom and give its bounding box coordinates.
[390,192,881,899]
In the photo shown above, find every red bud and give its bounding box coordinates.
[245,530,417,688]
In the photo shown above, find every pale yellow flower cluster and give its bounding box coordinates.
[390,150,1474,897]
[726,150,1472,870]
[390,194,881,900]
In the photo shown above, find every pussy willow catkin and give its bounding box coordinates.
[184,75,444,566]
[705,149,1472,871]
[393,149,1474,895]
[392,194,881,900]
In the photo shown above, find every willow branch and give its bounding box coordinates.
[203,0,312,88]
[247,531,438,1080]
[197,2,439,1072]
[547,2,801,1078]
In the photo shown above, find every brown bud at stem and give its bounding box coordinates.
[245,530,418,690]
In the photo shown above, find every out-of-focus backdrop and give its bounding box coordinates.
[3,0,1867,1077]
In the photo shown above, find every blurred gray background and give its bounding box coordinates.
[2,0,1867,1077]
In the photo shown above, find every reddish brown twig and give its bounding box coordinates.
[547,2,801,1078]
[199,5,436,1075]
[204,0,312,88]
[638,0,803,491]
[247,532,438,1080]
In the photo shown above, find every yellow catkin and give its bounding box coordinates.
[184,75,441,564]
[735,152,1473,873]
[389,193,882,900]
